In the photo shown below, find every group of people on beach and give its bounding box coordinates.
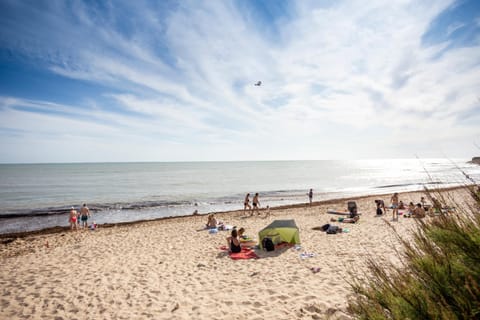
[205,212,251,253]
[225,227,249,253]
[376,192,430,221]
[69,204,95,231]
[243,188,315,216]
[243,193,262,216]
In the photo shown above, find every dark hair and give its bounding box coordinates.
[416,203,422,208]
[231,229,238,237]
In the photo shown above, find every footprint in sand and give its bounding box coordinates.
[276,294,289,301]
[1,299,10,308]
[266,289,276,295]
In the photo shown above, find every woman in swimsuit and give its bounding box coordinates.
[243,193,251,214]
[69,207,78,231]
[226,229,241,253]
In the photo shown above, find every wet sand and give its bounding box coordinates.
[0,187,471,320]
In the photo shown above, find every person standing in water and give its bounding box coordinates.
[80,203,91,229]
[308,189,313,206]
[69,207,78,231]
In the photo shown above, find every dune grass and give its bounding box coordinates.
[347,185,480,319]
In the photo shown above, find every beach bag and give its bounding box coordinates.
[262,237,275,251]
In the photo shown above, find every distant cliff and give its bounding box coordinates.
[469,157,480,165]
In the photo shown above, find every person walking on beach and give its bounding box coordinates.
[252,193,260,216]
[243,193,252,214]
[80,203,91,229]
[390,192,399,221]
[307,189,313,206]
[69,207,78,231]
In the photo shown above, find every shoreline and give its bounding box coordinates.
[0,186,474,319]
[0,184,467,240]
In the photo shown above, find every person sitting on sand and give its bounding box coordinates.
[226,229,242,253]
[237,227,256,247]
[420,196,427,208]
[398,200,406,210]
[431,197,442,213]
[375,200,385,215]
[238,227,252,240]
[413,203,426,218]
[408,202,415,215]
[405,203,426,218]
[69,207,78,231]
[206,214,218,229]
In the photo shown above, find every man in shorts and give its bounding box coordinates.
[252,193,260,216]
[80,203,91,229]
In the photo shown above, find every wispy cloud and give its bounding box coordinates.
[0,0,479,162]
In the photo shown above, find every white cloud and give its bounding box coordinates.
[446,22,465,36]
[1,0,479,162]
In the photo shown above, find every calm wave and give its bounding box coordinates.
[0,159,479,234]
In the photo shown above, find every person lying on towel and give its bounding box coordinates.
[330,215,359,223]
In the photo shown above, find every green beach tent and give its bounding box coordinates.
[258,219,300,249]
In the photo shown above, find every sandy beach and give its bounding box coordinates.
[0,187,471,320]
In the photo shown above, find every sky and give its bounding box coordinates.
[0,0,479,163]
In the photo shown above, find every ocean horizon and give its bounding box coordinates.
[1,159,479,234]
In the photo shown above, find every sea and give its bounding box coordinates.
[1,159,479,234]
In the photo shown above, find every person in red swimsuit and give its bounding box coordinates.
[69,207,78,231]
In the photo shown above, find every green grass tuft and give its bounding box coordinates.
[347,185,480,319]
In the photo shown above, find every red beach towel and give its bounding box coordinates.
[219,246,259,260]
